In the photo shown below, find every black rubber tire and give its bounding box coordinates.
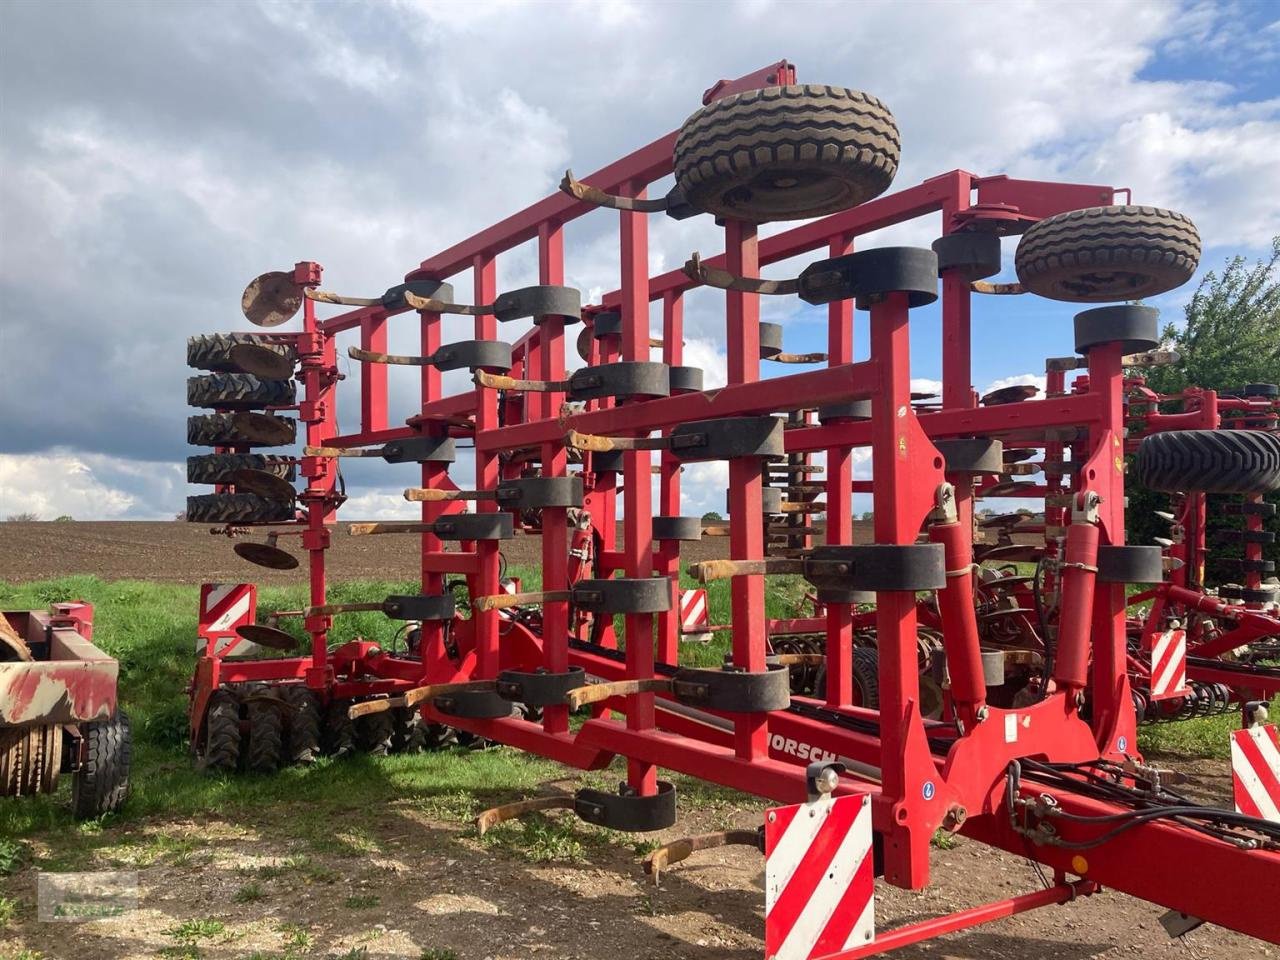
[187,374,296,410]
[245,696,283,774]
[188,333,296,373]
[390,707,428,754]
[187,453,296,485]
[813,647,881,709]
[356,711,394,756]
[71,711,132,818]
[279,686,322,765]
[1135,430,1280,494]
[201,690,241,774]
[185,493,295,525]
[674,84,899,222]
[323,701,357,758]
[1014,206,1200,302]
[187,413,297,447]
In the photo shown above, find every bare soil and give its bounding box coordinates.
[0,787,1260,960]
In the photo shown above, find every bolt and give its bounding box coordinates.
[975,705,988,723]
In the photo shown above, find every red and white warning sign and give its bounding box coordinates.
[197,583,257,655]
[679,588,710,636]
[764,791,875,959]
[1148,628,1188,701]
[1231,723,1280,823]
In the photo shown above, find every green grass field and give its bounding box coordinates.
[0,573,1246,848]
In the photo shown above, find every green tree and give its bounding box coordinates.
[700,511,722,522]
[1127,239,1280,584]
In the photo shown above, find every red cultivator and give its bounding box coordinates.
[185,61,1279,953]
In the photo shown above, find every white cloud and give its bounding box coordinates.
[0,452,182,520]
[983,373,1047,397]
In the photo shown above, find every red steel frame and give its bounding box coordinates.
[196,62,1279,947]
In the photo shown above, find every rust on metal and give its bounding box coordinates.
[303,288,382,307]
[231,412,297,445]
[241,270,303,327]
[559,169,670,212]
[348,522,434,536]
[970,280,1026,295]
[403,291,491,316]
[229,468,297,501]
[0,614,31,663]
[687,558,804,582]
[476,795,576,836]
[981,384,1039,406]
[473,590,569,613]
[643,829,763,884]
[404,487,488,503]
[474,370,565,393]
[767,351,829,364]
[564,678,672,710]
[682,252,799,295]
[348,680,500,718]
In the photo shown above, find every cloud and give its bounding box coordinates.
[0,451,182,520]
[1,0,1276,519]
[983,373,1048,398]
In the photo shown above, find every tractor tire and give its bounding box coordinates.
[188,333,296,373]
[201,690,241,774]
[812,646,881,709]
[356,711,395,756]
[245,696,283,774]
[71,711,132,818]
[187,373,295,410]
[1135,430,1280,495]
[1014,206,1200,302]
[390,707,430,754]
[187,453,296,485]
[185,493,295,525]
[279,686,322,765]
[323,701,357,757]
[674,84,899,222]
[187,412,296,448]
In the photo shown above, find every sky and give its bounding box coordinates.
[1,0,1278,522]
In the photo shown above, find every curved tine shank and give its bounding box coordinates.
[682,252,800,295]
[303,288,384,307]
[560,169,670,213]
[349,346,432,366]
[403,290,493,316]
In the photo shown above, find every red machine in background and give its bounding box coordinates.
[183,61,1280,954]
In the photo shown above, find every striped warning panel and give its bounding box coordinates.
[765,792,874,960]
[197,583,257,655]
[1148,628,1188,701]
[1231,723,1280,823]
[679,588,710,636]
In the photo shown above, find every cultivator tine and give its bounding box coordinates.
[687,558,803,582]
[476,795,577,836]
[348,346,432,366]
[349,522,428,535]
[564,678,674,710]
[241,270,304,327]
[403,487,491,502]
[305,445,382,458]
[474,370,568,393]
[565,430,665,453]
[473,591,571,612]
[970,280,1025,295]
[682,252,799,295]
[306,602,385,616]
[779,501,826,513]
[347,680,499,719]
[643,829,764,884]
[1122,348,1179,368]
[402,290,492,316]
[303,288,384,307]
[559,169,672,213]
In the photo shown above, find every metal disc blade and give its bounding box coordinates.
[230,342,296,380]
[241,271,302,327]
[576,326,594,363]
[1002,447,1037,463]
[981,384,1039,406]
[234,541,300,571]
[229,468,297,500]
[976,544,1045,563]
[231,412,296,445]
[979,512,1024,529]
[235,623,300,651]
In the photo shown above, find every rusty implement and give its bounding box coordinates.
[981,384,1040,406]
[0,614,31,662]
[643,829,764,884]
[564,430,667,454]
[348,680,499,719]
[560,169,672,212]
[683,251,800,295]
[564,678,674,710]
[970,280,1026,295]
[687,558,806,582]
[234,623,300,651]
[242,271,303,327]
[231,412,298,445]
[476,795,577,836]
[0,614,117,726]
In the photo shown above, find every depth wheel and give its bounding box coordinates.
[279,686,322,765]
[245,694,283,774]
[201,690,242,774]
[324,700,357,757]
[72,711,132,818]
[674,84,899,222]
[356,711,394,756]
[1135,430,1280,495]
